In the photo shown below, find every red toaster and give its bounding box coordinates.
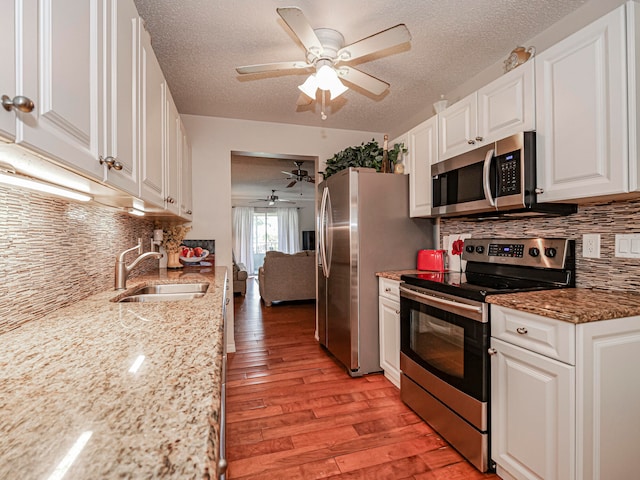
[417,249,446,271]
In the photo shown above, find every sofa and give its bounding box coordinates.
[258,250,315,306]
[233,261,248,295]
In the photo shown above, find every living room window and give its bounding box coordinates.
[252,211,278,272]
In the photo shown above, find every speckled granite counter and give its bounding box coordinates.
[487,288,640,324]
[0,266,227,479]
[376,269,424,281]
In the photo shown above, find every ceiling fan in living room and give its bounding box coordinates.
[250,190,296,206]
[282,161,315,188]
[235,7,411,115]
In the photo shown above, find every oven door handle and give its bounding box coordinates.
[482,148,496,207]
[400,286,483,315]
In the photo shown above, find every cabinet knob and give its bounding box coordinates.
[516,327,528,335]
[166,196,176,204]
[535,187,544,194]
[1,94,35,113]
[475,136,483,142]
[488,347,497,356]
[186,210,192,215]
[467,139,476,145]
[385,287,391,292]
[395,310,400,315]
[99,156,123,171]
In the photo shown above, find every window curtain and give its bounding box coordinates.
[277,207,300,253]
[232,206,254,275]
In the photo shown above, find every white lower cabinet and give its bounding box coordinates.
[491,305,640,480]
[378,277,401,387]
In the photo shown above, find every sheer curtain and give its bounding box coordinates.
[277,207,300,253]
[232,206,254,275]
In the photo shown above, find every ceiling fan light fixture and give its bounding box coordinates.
[298,75,318,98]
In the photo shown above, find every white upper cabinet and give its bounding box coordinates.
[438,92,478,160]
[0,0,17,141]
[17,0,103,179]
[477,60,535,144]
[180,120,193,220]
[438,61,535,161]
[138,22,166,208]
[535,4,628,202]
[165,92,180,215]
[100,0,139,196]
[408,116,437,217]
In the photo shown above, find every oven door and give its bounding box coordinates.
[400,285,489,402]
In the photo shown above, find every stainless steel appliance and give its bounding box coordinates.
[400,238,575,472]
[431,132,576,218]
[317,167,434,376]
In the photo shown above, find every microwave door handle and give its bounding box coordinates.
[482,148,496,207]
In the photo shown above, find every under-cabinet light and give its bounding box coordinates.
[128,208,145,216]
[0,171,92,202]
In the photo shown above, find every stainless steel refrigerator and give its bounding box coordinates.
[317,167,435,376]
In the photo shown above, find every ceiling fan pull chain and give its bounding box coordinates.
[321,91,327,120]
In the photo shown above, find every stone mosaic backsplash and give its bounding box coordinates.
[440,197,640,293]
[0,185,157,334]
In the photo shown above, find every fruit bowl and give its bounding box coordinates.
[179,248,209,263]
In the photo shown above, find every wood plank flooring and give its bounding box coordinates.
[226,279,500,479]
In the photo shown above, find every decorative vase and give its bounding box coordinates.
[167,251,183,269]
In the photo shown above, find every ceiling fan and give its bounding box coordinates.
[235,7,411,102]
[282,161,315,188]
[250,190,295,206]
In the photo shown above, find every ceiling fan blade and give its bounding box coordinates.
[338,66,390,96]
[276,7,323,58]
[286,180,297,188]
[236,61,311,75]
[337,24,411,63]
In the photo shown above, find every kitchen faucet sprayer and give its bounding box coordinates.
[114,238,162,290]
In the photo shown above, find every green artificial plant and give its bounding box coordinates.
[321,138,407,179]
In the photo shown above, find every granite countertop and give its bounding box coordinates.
[0,266,228,479]
[487,288,640,324]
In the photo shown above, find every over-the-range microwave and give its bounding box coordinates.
[431,131,576,218]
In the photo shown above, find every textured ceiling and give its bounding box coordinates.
[133,0,588,134]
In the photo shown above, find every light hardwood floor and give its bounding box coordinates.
[226,279,500,479]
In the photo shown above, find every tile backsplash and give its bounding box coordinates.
[0,185,156,334]
[440,197,640,292]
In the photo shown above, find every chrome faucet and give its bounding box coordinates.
[115,238,162,290]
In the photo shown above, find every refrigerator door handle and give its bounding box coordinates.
[319,186,331,278]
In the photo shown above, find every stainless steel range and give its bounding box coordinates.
[399,238,575,472]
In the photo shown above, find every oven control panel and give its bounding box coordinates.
[461,238,574,268]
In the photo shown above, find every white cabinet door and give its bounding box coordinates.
[138,23,166,208]
[535,5,628,202]
[165,92,180,215]
[577,317,640,480]
[477,60,535,144]
[0,0,17,141]
[180,119,193,220]
[408,116,437,217]
[491,338,575,480]
[17,0,103,179]
[438,92,477,160]
[101,0,139,196]
[378,295,400,388]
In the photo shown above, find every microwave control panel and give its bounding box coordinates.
[496,151,521,196]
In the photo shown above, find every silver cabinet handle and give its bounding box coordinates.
[186,210,192,215]
[166,196,176,204]
[384,287,391,292]
[516,327,528,334]
[535,187,544,194]
[2,94,34,113]
[467,139,476,145]
[99,156,123,171]
[488,347,497,355]
[475,136,483,142]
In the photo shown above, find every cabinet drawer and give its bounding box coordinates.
[491,305,575,365]
[379,277,401,301]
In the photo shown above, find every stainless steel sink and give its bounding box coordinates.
[115,282,209,302]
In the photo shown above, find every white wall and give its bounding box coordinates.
[181,115,382,351]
